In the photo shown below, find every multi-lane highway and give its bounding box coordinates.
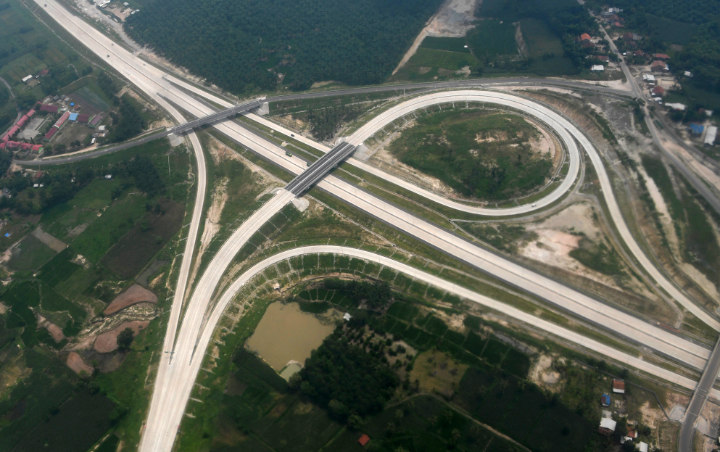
[28,0,720,450]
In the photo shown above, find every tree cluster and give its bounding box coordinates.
[292,326,398,422]
[107,95,146,143]
[125,0,443,93]
[323,278,392,309]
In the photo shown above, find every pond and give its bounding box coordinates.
[245,301,336,372]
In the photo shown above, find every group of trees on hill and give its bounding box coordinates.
[125,0,443,93]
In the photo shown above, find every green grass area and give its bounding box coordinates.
[466,19,518,58]
[569,239,624,277]
[7,232,57,272]
[40,178,124,241]
[387,108,553,200]
[421,36,471,53]
[101,199,184,278]
[0,348,116,452]
[70,194,146,263]
[520,18,577,75]
[394,47,477,81]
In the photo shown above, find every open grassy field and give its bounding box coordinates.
[466,19,518,59]
[387,108,553,200]
[102,199,184,278]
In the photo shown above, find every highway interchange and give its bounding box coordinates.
[26,0,720,450]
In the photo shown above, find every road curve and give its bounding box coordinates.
[139,189,294,452]
[250,91,720,330]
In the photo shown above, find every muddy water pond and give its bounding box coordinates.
[245,302,336,371]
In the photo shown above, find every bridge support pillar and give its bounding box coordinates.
[256,102,270,116]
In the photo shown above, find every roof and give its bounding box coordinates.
[651,60,668,71]
[591,65,605,71]
[689,123,704,135]
[580,33,591,41]
[68,112,79,121]
[665,102,686,111]
[358,434,370,446]
[651,86,665,95]
[638,442,648,452]
[612,378,625,393]
[653,53,670,60]
[601,394,611,406]
[704,126,717,145]
[599,418,616,431]
[77,114,90,123]
[40,104,59,113]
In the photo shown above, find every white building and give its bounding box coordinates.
[665,103,687,111]
[642,73,656,83]
[704,126,717,145]
[21,74,33,83]
[591,65,605,72]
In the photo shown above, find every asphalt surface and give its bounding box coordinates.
[31,1,720,450]
[286,141,356,194]
[679,335,720,451]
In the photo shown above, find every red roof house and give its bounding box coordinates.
[612,378,626,394]
[651,86,665,96]
[579,33,592,42]
[39,104,59,113]
[357,434,370,447]
[651,60,668,72]
[653,53,670,60]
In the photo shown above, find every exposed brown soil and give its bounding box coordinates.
[36,314,65,343]
[66,351,93,376]
[104,284,158,315]
[93,320,149,353]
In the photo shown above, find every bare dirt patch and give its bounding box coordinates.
[519,203,622,287]
[66,351,93,376]
[104,284,158,315]
[37,314,65,343]
[528,354,562,393]
[93,320,149,353]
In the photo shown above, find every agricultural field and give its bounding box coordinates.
[0,137,192,450]
[386,108,555,201]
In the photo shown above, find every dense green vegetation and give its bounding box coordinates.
[126,0,443,92]
[293,324,399,421]
[106,95,147,143]
[387,109,553,200]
